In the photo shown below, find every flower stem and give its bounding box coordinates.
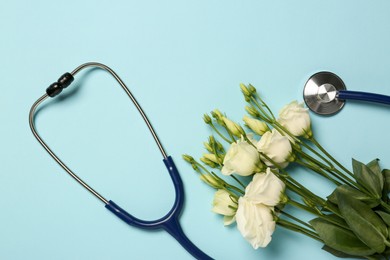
[294,159,343,186]
[308,136,373,194]
[259,152,332,214]
[277,219,322,242]
[210,123,232,144]
[250,96,273,122]
[288,199,321,216]
[230,175,246,190]
[272,122,338,171]
[194,161,244,195]
[294,148,358,188]
[280,210,314,230]
[310,136,354,177]
[252,93,276,120]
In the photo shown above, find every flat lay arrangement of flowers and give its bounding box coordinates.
[183,84,390,259]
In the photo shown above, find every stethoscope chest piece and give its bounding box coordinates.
[303,71,346,115]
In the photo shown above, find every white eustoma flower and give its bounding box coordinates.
[236,197,276,249]
[256,129,293,168]
[245,169,286,206]
[278,101,312,138]
[221,136,262,176]
[243,116,270,136]
[212,189,237,225]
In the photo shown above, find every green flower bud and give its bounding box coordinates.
[279,193,289,205]
[208,136,216,146]
[192,163,199,171]
[245,106,260,117]
[182,154,195,163]
[211,109,223,119]
[203,114,212,124]
[211,109,225,125]
[222,117,243,137]
[243,116,270,135]
[200,156,218,168]
[248,84,257,94]
[240,83,251,97]
[203,153,221,164]
[200,173,223,189]
[215,140,225,153]
[204,142,214,153]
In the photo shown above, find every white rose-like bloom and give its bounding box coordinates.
[212,189,237,225]
[221,137,262,176]
[236,197,276,249]
[256,129,292,168]
[245,169,285,206]
[278,101,312,138]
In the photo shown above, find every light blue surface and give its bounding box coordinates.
[1,1,390,259]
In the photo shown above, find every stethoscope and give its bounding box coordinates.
[29,62,213,260]
[303,71,390,115]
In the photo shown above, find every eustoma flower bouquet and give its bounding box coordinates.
[183,84,390,259]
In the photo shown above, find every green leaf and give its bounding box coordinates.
[367,159,384,191]
[352,159,383,198]
[382,169,390,198]
[327,185,380,208]
[367,159,381,174]
[337,190,387,253]
[325,214,349,227]
[376,211,390,227]
[310,218,376,256]
[321,245,366,259]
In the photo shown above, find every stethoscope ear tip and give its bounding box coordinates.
[303,71,346,116]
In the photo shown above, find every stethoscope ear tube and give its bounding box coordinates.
[30,62,213,260]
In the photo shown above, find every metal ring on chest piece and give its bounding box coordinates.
[303,71,346,115]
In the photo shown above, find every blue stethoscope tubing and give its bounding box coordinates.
[337,90,390,104]
[29,62,213,260]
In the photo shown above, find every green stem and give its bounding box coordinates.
[250,96,273,122]
[295,159,343,186]
[259,152,330,211]
[230,175,246,190]
[225,130,237,143]
[194,161,212,174]
[280,210,314,230]
[210,123,232,144]
[272,122,337,171]
[307,137,372,194]
[225,182,245,195]
[310,136,354,177]
[253,92,276,120]
[294,147,358,188]
[277,219,322,242]
[260,99,276,121]
[223,188,240,201]
[288,199,321,216]
[194,161,244,195]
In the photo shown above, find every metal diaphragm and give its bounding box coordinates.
[303,71,346,115]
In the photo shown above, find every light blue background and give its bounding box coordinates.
[1,1,390,259]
